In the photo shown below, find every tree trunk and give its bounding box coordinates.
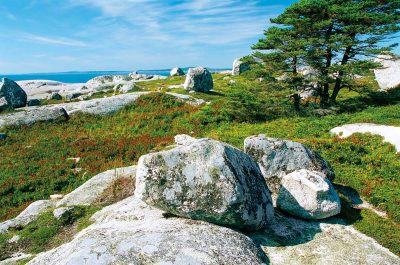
[291,93,301,111]
[320,24,334,107]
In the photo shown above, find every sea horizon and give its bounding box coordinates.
[0,67,231,84]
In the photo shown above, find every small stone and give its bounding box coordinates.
[27,99,41,106]
[49,92,62,100]
[50,194,64,200]
[8,235,21,243]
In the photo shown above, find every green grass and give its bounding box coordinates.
[1,73,400,256]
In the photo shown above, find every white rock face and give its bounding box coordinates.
[170,67,185,76]
[0,107,68,128]
[17,80,86,101]
[135,135,274,231]
[244,135,334,202]
[184,67,213,92]
[331,123,400,152]
[28,197,267,265]
[277,169,341,219]
[57,166,137,207]
[374,55,400,91]
[232,58,250,75]
[0,200,55,233]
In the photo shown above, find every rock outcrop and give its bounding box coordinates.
[0,107,68,128]
[374,55,400,91]
[232,58,250,75]
[56,166,136,207]
[244,134,335,201]
[170,67,185,76]
[0,78,27,109]
[277,169,341,219]
[331,123,400,153]
[184,67,213,92]
[0,200,55,233]
[135,135,274,231]
[27,197,267,265]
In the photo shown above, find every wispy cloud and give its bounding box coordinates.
[20,34,88,47]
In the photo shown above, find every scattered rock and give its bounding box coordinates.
[56,166,136,207]
[330,123,400,153]
[50,194,64,200]
[27,99,41,107]
[0,200,55,233]
[49,92,62,101]
[232,58,250,75]
[277,169,341,219]
[0,133,6,140]
[374,55,400,91]
[64,92,83,101]
[0,107,68,128]
[0,78,28,109]
[170,67,185,76]
[184,67,213,92]
[28,197,267,265]
[7,235,21,244]
[166,92,207,106]
[135,135,274,231]
[244,134,335,203]
[53,207,74,219]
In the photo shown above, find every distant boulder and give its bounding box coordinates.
[244,135,335,203]
[183,67,213,92]
[277,169,341,220]
[27,99,41,107]
[232,58,250,76]
[374,55,400,91]
[49,92,62,101]
[170,67,185,76]
[0,78,27,108]
[135,134,274,231]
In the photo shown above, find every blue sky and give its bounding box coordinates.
[0,0,397,74]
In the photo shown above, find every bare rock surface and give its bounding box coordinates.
[277,169,341,220]
[184,67,213,92]
[331,123,400,152]
[135,135,274,231]
[17,80,85,100]
[0,107,68,128]
[244,134,335,202]
[374,55,400,91]
[57,166,137,207]
[27,197,267,265]
[0,200,55,233]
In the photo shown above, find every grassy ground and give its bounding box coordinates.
[1,73,399,256]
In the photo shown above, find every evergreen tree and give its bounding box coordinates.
[253,0,400,106]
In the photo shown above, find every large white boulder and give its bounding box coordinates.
[232,58,250,75]
[374,55,400,91]
[0,107,68,128]
[135,135,274,231]
[170,67,185,76]
[244,134,334,202]
[277,169,341,219]
[27,197,267,265]
[0,78,27,109]
[183,67,213,92]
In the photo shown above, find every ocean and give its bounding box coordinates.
[1,68,230,83]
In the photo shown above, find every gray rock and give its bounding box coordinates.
[57,166,137,207]
[184,67,213,92]
[0,78,27,108]
[49,92,62,101]
[277,169,341,219]
[53,207,75,219]
[135,135,274,231]
[244,134,334,203]
[232,58,250,75]
[0,107,68,128]
[170,67,185,76]
[0,133,6,140]
[64,92,83,101]
[374,55,400,91]
[28,197,266,265]
[0,97,9,111]
[27,99,41,107]
[0,200,55,233]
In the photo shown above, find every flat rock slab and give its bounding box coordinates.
[252,214,400,265]
[330,123,400,152]
[0,107,68,128]
[28,197,267,265]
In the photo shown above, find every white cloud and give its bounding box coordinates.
[20,34,88,47]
